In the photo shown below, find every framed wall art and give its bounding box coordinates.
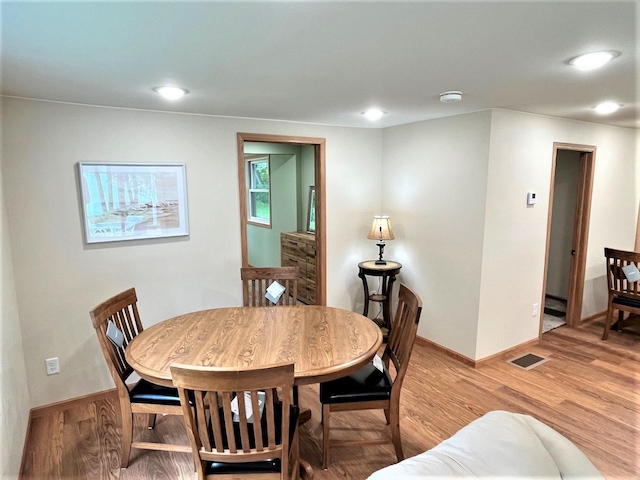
[306,186,316,233]
[77,162,189,244]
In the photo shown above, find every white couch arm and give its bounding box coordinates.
[368,411,603,479]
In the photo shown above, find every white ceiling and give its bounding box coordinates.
[2,1,637,129]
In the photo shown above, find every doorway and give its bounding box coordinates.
[236,133,326,306]
[541,143,596,334]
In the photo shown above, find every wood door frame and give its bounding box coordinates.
[636,201,640,252]
[237,132,326,306]
[541,142,596,333]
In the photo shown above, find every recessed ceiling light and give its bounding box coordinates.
[594,102,620,114]
[440,91,463,103]
[153,86,189,100]
[362,108,385,121]
[568,51,618,71]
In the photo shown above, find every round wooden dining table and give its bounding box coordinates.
[125,305,383,388]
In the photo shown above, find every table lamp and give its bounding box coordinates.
[367,215,394,265]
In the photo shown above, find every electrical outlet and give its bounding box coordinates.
[46,357,60,375]
[532,303,539,317]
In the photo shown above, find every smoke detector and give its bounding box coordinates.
[440,91,463,103]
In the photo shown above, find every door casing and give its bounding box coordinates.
[541,142,596,333]
[237,132,326,306]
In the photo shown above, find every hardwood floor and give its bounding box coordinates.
[21,318,639,479]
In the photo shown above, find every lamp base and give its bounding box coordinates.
[375,241,386,265]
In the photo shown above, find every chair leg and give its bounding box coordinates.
[120,407,133,468]
[617,310,625,331]
[389,404,404,463]
[602,306,615,340]
[289,428,300,480]
[322,404,330,470]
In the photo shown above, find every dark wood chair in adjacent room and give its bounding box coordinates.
[241,266,299,306]
[90,287,191,467]
[602,248,640,340]
[319,284,423,469]
[171,362,301,480]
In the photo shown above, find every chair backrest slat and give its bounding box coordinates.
[210,392,226,453]
[241,267,299,306]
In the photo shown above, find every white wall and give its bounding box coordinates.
[325,128,384,312]
[381,109,637,361]
[476,110,638,359]
[2,97,382,407]
[382,111,493,359]
[0,96,30,479]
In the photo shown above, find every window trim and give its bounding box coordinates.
[246,155,272,228]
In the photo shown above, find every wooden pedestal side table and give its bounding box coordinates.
[358,260,402,339]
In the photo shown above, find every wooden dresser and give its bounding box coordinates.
[280,231,316,304]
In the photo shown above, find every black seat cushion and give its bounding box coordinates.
[206,459,282,475]
[613,296,640,309]
[319,362,393,405]
[205,400,299,475]
[129,379,182,406]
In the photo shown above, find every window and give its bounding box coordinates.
[247,156,271,226]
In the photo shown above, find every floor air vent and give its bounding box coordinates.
[507,353,548,370]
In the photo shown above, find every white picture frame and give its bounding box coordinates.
[306,186,316,233]
[77,162,189,244]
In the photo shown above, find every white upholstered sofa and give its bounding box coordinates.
[368,411,603,479]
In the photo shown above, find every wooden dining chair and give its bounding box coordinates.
[170,362,301,480]
[602,248,640,340]
[241,266,299,306]
[89,288,191,467]
[319,284,422,469]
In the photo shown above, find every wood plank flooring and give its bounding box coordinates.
[21,318,639,479]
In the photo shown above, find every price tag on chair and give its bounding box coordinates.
[231,391,266,423]
[372,354,384,372]
[622,264,640,282]
[265,281,285,304]
[106,320,125,348]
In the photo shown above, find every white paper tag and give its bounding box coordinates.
[265,281,285,304]
[372,354,384,372]
[231,391,265,423]
[106,320,125,348]
[622,264,640,283]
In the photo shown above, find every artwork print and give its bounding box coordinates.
[78,162,189,243]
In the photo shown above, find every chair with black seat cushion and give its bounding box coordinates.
[241,267,299,307]
[602,248,640,340]
[319,284,422,469]
[90,288,191,467]
[170,362,301,480]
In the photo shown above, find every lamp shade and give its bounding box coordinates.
[367,216,395,241]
